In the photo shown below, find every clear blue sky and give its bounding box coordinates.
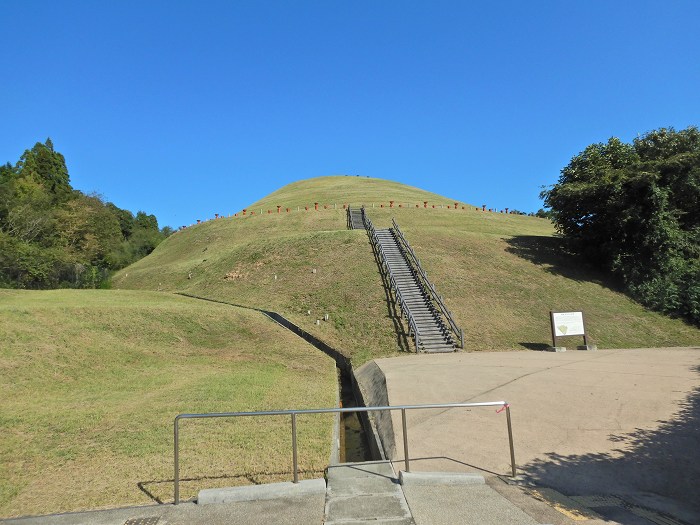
[2,1,698,228]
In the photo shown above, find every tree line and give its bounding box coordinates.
[0,139,172,289]
[542,126,700,325]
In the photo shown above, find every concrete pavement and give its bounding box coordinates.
[1,494,326,525]
[358,347,700,523]
[324,461,413,524]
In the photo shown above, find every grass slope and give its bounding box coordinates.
[248,175,463,211]
[0,290,336,517]
[115,176,700,359]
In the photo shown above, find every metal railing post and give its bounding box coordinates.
[291,413,299,483]
[171,401,515,497]
[402,408,410,472]
[174,416,180,505]
[505,405,516,478]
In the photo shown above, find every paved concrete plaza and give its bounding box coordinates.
[367,347,700,521]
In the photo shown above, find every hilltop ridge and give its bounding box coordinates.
[248,175,463,211]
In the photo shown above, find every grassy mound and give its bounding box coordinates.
[248,175,460,211]
[0,290,336,517]
[115,176,700,359]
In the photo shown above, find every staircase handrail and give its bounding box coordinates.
[391,218,464,348]
[363,210,421,352]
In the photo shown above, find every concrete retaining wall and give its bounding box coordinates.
[354,360,397,460]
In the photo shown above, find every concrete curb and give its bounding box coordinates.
[198,479,326,505]
[399,471,485,486]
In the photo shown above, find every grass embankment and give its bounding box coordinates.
[115,176,700,359]
[0,290,336,518]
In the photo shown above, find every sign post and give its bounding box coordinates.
[549,311,596,351]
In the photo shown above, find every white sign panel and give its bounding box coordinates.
[552,311,585,337]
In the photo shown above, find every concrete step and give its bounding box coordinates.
[324,461,414,525]
[419,336,453,343]
[400,473,542,524]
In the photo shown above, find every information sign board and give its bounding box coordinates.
[549,310,589,348]
[552,311,585,337]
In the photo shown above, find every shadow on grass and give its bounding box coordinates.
[137,468,325,504]
[518,342,551,351]
[176,292,353,370]
[520,365,700,520]
[504,235,620,288]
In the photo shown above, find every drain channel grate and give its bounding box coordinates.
[123,517,160,525]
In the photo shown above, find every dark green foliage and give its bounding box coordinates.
[0,139,171,289]
[542,126,700,325]
[16,139,72,201]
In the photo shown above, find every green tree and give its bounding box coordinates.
[55,194,122,266]
[542,126,700,325]
[16,139,71,201]
[135,211,159,231]
[0,139,171,289]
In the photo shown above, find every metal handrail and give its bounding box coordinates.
[386,264,421,352]
[363,211,422,352]
[174,400,516,504]
[391,219,464,348]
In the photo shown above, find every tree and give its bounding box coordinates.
[55,194,122,266]
[135,211,159,231]
[16,139,71,201]
[0,139,171,289]
[542,126,700,325]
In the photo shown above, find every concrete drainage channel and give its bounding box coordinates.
[260,309,380,464]
[194,309,541,525]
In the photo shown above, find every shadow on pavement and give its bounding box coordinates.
[518,342,551,351]
[520,365,700,517]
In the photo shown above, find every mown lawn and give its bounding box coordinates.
[0,290,336,518]
[114,176,700,359]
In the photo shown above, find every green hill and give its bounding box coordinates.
[115,175,700,360]
[248,175,460,210]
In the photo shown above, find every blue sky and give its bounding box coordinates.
[2,1,699,228]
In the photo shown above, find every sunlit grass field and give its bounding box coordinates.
[0,290,336,517]
[115,176,700,357]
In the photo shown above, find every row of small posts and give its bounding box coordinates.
[179,201,519,231]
